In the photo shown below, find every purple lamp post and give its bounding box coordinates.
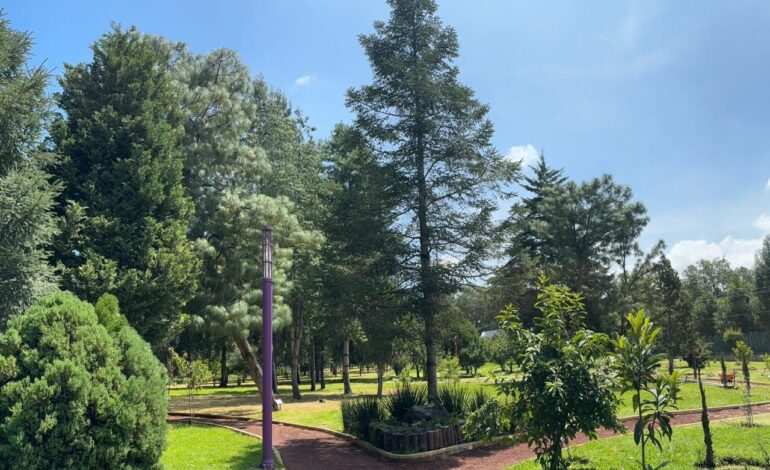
[261,226,274,469]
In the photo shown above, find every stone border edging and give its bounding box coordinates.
[168,412,517,462]
[166,415,285,469]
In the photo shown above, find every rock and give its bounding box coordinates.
[403,404,449,424]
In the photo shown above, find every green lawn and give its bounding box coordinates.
[169,364,770,433]
[671,358,770,384]
[508,414,770,469]
[161,423,263,470]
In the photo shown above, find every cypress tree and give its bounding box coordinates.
[51,26,199,349]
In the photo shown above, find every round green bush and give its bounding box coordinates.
[0,292,168,469]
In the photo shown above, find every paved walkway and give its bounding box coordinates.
[169,403,770,470]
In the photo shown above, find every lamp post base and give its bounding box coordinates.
[260,460,274,469]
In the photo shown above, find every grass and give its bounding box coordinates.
[161,422,263,470]
[508,414,770,469]
[169,363,770,433]
[670,358,770,384]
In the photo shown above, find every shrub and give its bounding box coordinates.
[463,399,514,442]
[466,388,488,415]
[387,383,427,422]
[0,292,168,469]
[438,354,461,383]
[723,327,743,350]
[437,384,469,416]
[341,396,384,440]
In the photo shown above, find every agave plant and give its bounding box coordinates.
[341,396,384,440]
[386,382,428,423]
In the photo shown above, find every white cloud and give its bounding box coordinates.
[667,236,762,271]
[766,178,770,190]
[504,144,539,168]
[755,214,770,233]
[295,75,314,86]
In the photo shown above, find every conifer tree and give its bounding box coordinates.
[347,0,517,400]
[51,26,199,348]
[172,46,319,400]
[0,13,60,319]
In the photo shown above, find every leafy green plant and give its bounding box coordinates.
[438,354,461,383]
[341,396,384,440]
[170,348,212,421]
[733,340,753,395]
[386,383,428,423]
[0,293,168,468]
[614,310,681,470]
[720,353,729,388]
[463,399,514,442]
[722,327,743,350]
[466,388,488,415]
[761,353,770,374]
[497,277,621,470]
[437,384,469,415]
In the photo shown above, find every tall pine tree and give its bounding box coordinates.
[0,13,60,319]
[51,26,199,349]
[347,0,518,399]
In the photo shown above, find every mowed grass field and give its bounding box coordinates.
[168,362,770,432]
[508,414,770,469]
[161,423,263,470]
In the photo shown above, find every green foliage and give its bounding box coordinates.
[341,396,384,440]
[51,26,199,349]
[466,388,489,415]
[503,165,649,332]
[169,347,212,419]
[723,327,744,350]
[761,353,770,374]
[460,337,489,375]
[438,354,461,383]
[733,340,753,392]
[437,384,469,416]
[387,383,428,423]
[0,13,59,319]
[347,0,519,400]
[462,399,515,442]
[0,292,168,469]
[614,310,682,470]
[498,277,621,469]
[487,331,515,373]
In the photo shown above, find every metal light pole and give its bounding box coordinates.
[261,226,274,469]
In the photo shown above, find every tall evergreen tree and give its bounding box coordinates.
[50,26,199,349]
[0,13,60,319]
[322,124,404,396]
[172,46,319,400]
[347,0,518,400]
[755,236,770,330]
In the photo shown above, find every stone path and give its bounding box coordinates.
[169,403,770,470]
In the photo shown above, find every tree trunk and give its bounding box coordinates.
[290,301,303,400]
[425,313,438,401]
[638,389,646,469]
[331,362,337,376]
[666,308,674,375]
[319,346,326,389]
[698,370,715,467]
[233,337,278,408]
[310,337,317,391]
[219,342,228,388]
[343,336,352,394]
[271,358,278,395]
[376,363,385,397]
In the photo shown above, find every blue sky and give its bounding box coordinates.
[7,0,770,270]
